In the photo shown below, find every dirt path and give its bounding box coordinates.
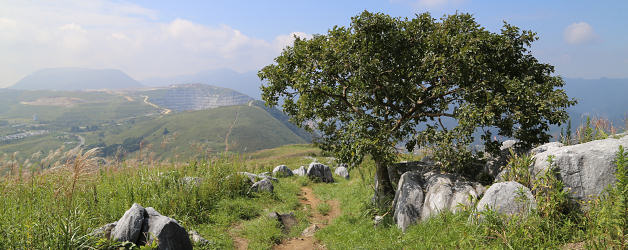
[273,186,341,250]
[230,223,249,250]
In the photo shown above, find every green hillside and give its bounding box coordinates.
[85,103,309,160]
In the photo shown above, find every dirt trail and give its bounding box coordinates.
[231,223,249,250]
[273,186,341,250]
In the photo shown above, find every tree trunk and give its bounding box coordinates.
[373,158,395,208]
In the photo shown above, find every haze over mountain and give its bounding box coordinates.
[142,69,263,99]
[563,78,628,127]
[10,68,143,91]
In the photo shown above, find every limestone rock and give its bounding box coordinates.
[91,222,117,239]
[301,224,320,237]
[111,203,147,243]
[392,171,424,232]
[188,230,211,245]
[306,162,334,183]
[484,140,519,178]
[475,181,536,219]
[293,166,307,176]
[273,165,294,177]
[334,164,350,179]
[420,173,482,219]
[531,135,628,203]
[250,177,274,193]
[144,207,193,250]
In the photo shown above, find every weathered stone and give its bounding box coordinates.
[237,172,259,183]
[144,207,193,250]
[334,164,350,179]
[392,171,424,232]
[250,177,274,193]
[268,212,298,233]
[188,230,211,245]
[273,165,294,177]
[293,166,307,176]
[531,135,628,204]
[475,181,536,219]
[258,172,279,182]
[306,162,334,183]
[111,203,147,244]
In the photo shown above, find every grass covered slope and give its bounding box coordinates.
[97,103,310,159]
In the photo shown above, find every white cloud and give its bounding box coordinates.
[564,22,597,45]
[0,0,306,87]
[273,32,313,51]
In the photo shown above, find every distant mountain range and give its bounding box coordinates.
[11,68,143,90]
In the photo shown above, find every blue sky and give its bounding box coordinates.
[1,0,627,87]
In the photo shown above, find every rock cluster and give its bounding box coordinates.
[96,203,194,249]
[392,170,484,232]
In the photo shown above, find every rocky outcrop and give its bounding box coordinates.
[392,171,484,232]
[306,162,334,183]
[273,165,294,177]
[531,135,628,203]
[250,177,274,193]
[99,204,193,249]
[334,164,350,179]
[293,166,307,176]
[474,181,536,219]
[387,159,436,190]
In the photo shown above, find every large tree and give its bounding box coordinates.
[259,11,575,205]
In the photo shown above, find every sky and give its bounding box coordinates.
[1,0,627,87]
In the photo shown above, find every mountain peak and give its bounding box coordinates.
[11,67,142,91]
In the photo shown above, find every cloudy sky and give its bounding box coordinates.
[1,0,627,87]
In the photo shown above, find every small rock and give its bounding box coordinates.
[250,177,274,193]
[188,230,211,245]
[268,212,298,233]
[293,166,307,176]
[91,222,117,239]
[334,164,350,179]
[273,165,294,177]
[301,224,320,237]
[373,215,385,228]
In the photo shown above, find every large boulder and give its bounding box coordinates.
[334,164,350,179]
[111,203,147,243]
[293,166,307,176]
[306,162,334,183]
[144,207,193,250]
[421,173,483,220]
[392,171,424,232]
[250,177,274,193]
[272,165,294,177]
[475,181,536,219]
[531,135,628,203]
